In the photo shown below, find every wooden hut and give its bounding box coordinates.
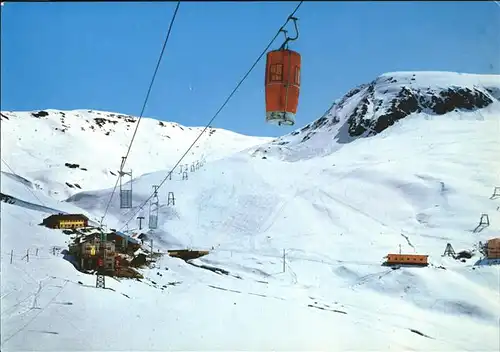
[384,253,429,267]
[487,238,500,259]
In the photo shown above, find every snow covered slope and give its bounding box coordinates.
[0,109,271,200]
[6,199,498,352]
[2,71,500,351]
[255,71,500,162]
[2,180,499,351]
[0,170,101,224]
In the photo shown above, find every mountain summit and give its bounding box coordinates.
[255,71,500,161]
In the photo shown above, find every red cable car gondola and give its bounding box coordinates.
[265,16,301,127]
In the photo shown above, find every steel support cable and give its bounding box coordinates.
[99,1,181,227]
[117,1,305,232]
[1,158,47,208]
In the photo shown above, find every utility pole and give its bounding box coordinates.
[399,244,402,254]
[32,281,42,309]
[150,239,154,263]
[283,249,286,273]
[137,216,144,230]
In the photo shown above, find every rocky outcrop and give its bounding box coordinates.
[254,71,500,162]
[347,83,494,137]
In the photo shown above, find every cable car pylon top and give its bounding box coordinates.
[265,16,302,127]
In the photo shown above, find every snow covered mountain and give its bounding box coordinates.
[256,71,500,161]
[2,71,500,351]
[0,109,271,200]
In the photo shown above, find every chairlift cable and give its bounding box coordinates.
[99,1,181,227]
[1,158,48,208]
[117,0,305,232]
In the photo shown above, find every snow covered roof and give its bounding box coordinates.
[115,231,141,244]
[43,213,89,222]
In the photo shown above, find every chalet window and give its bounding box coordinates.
[294,66,301,85]
[269,64,283,82]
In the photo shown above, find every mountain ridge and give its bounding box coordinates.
[0,108,271,200]
[255,71,500,162]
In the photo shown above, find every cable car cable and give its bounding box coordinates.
[116,0,305,232]
[99,1,181,227]
[1,158,47,208]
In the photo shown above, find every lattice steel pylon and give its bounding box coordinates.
[96,274,106,289]
[167,192,175,206]
[182,171,188,180]
[99,228,107,242]
[491,186,500,199]
[442,243,456,257]
[119,157,133,209]
[149,185,159,229]
[473,213,490,233]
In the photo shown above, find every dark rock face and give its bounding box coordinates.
[1,192,16,204]
[254,72,498,162]
[32,110,49,118]
[347,85,493,137]
[347,86,422,137]
[432,87,492,114]
[94,117,118,128]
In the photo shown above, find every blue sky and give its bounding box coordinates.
[1,1,499,137]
